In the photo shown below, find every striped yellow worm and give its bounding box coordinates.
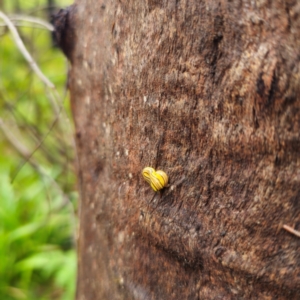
[142,167,168,192]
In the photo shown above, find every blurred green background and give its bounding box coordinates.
[0,1,77,299]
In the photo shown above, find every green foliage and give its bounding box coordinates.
[0,1,76,299]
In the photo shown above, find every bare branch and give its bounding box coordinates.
[0,118,31,158]
[283,224,300,238]
[0,11,55,88]
[8,14,54,31]
[0,117,73,211]
[0,22,51,31]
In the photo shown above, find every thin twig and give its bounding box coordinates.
[0,117,72,207]
[8,14,54,31]
[46,88,60,118]
[0,11,54,88]
[283,224,300,238]
[0,117,77,243]
[0,22,51,30]
[9,104,63,182]
[0,119,31,158]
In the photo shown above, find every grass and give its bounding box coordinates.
[0,1,77,299]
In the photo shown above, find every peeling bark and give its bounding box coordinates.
[61,0,300,299]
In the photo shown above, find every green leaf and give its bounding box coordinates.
[8,222,43,243]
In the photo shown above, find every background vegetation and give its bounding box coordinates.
[0,1,77,299]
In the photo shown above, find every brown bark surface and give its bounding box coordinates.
[65,1,300,299]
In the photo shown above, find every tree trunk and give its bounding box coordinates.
[59,1,300,299]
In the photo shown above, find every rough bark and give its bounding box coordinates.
[61,0,300,299]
